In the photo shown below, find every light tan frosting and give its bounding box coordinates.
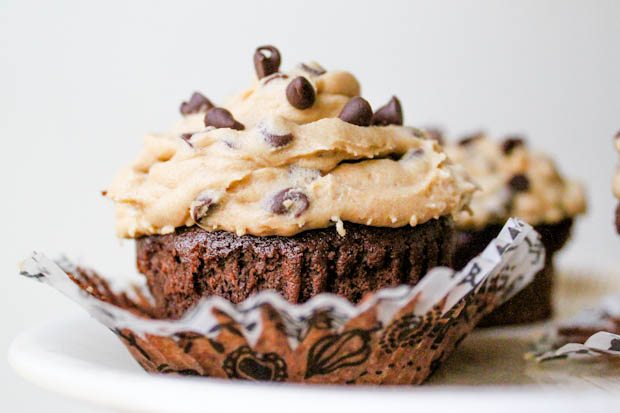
[613,137,620,200]
[106,63,476,238]
[445,136,586,229]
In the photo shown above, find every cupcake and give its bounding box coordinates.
[105,46,476,319]
[445,133,586,326]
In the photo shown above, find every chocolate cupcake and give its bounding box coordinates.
[445,134,586,326]
[105,46,475,319]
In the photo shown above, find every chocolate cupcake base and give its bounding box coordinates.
[137,217,454,319]
[453,218,574,326]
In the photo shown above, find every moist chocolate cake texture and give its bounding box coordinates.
[137,218,454,319]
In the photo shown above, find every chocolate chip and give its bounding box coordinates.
[254,45,281,79]
[458,131,484,146]
[501,136,525,154]
[262,73,289,85]
[615,203,620,234]
[300,62,326,76]
[401,148,425,160]
[269,188,309,218]
[180,92,214,115]
[262,130,293,148]
[424,128,444,145]
[100,190,107,196]
[615,130,620,140]
[338,97,373,126]
[508,174,530,192]
[190,194,214,222]
[286,77,315,110]
[372,96,403,126]
[180,133,193,147]
[204,108,245,130]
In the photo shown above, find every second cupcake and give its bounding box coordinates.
[445,133,586,326]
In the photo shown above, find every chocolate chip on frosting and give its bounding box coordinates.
[338,97,373,126]
[424,128,444,145]
[458,131,484,146]
[300,62,326,76]
[254,45,281,79]
[269,188,309,218]
[501,136,525,155]
[508,174,530,192]
[180,133,194,147]
[286,77,316,110]
[372,96,403,126]
[190,192,217,222]
[263,131,293,148]
[204,107,245,130]
[180,92,214,115]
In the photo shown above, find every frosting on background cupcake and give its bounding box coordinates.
[106,47,476,238]
[445,134,586,229]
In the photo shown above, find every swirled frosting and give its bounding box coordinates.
[445,135,586,229]
[106,57,476,238]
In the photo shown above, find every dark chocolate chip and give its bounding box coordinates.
[501,136,525,154]
[180,92,214,115]
[191,194,214,221]
[615,203,620,234]
[300,63,326,76]
[338,97,373,126]
[286,77,315,110]
[372,96,403,126]
[269,188,309,218]
[204,108,245,130]
[458,131,484,146]
[400,148,425,161]
[425,128,444,145]
[615,130,620,140]
[254,45,281,79]
[180,133,193,147]
[508,174,530,192]
[262,73,289,85]
[262,130,294,148]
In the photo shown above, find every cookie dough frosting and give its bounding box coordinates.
[106,46,476,238]
[445,134,586,229]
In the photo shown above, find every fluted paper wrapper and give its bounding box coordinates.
[20,218,543,384]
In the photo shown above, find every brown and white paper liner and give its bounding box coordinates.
[20,218,543,384]
[533,295,620,362]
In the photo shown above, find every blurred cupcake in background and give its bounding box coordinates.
[444,132,586,326]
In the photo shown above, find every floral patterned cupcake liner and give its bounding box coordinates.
[20,218,544,385]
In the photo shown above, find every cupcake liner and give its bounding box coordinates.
[532,295,620,362]
[20,218,543,384]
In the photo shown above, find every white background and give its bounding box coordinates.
[2,0,620,411]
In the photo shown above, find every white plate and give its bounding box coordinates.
[9,268,620,413]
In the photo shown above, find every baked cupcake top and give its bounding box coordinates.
[445,133,586,229]
[106,46,476,238]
